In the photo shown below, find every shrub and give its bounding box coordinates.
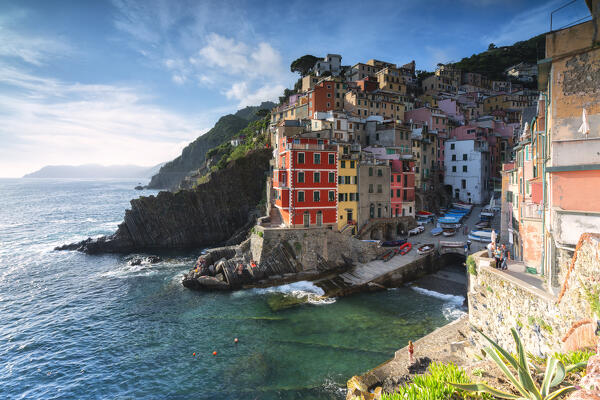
[466,255,477,276]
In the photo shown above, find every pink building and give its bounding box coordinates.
[405,107,450,170]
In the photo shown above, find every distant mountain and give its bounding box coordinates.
[23,163,164,179]
[449,34,545,81]
[146,101,275,190]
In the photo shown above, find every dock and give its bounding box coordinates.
[316,205,499,296]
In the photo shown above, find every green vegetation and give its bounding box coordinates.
[467,256,477,276]
[382,362,490,400]
[552,350,594,372]
[449,34,545,82]
[580,277,600,318]
[450,328,584,400]
[147,101,275,189]
[290,54,319,77]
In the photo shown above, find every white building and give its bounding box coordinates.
[444,139,490,204]
[313,54,342,77]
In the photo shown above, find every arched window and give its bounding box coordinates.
[369,204,375,218]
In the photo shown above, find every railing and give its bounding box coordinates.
[521,202,542,220]
[340,153,360,160]
[286,143,326,151]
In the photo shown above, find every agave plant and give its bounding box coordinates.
[450,327,587,399]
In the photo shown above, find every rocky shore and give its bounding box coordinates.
[55,149,271,254]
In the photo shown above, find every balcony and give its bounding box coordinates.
[340,153,360,160]
[286,143,328,151]
[521,202,542,220]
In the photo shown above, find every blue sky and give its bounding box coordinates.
[0,0,591,177]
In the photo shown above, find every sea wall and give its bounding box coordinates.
[251,225,383,270]
[468,233,600,356]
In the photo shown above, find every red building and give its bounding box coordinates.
[273,136,338,227]
[308,81,335,118]
[390,159,416,217]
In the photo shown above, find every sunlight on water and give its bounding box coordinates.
[0,178,465,399]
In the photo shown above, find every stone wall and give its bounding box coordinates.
[468,233,600,356]
[251,225,384,270]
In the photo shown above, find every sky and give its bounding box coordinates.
[0,0,592,177]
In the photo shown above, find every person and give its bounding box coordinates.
[236,263,244,275]
[467,240,472,251]
[408,340,414,363]
[487,242,494,259]
[250,260,257,268]
[494,246,502,269]
[501,244,508,271]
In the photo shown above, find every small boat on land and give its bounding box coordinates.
[443,228,457,237]
[438,216,461,224]
[416,211,434,216]
[475,220,490,229]
[452,202,473,210]
[399,242,412,255]
[469,229,497,242]
[381,248,399,262]
[408,226,425,236]
[380,239,407,247]
[431,227,443,236]
[417,243,435,255]
[440,222,461,229]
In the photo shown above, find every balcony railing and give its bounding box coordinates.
[521,202,542,220]
[286,143,327,151]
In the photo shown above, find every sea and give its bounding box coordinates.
[0,178,465,399]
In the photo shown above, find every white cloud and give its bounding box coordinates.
[0,66,210,177]
[0,20,71,66]
[224,82,285,108]
[482,0,564,46]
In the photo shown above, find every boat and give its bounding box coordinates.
[438,216,461,224]
[440,222,461,229]
[380,239,407,247]
[431,227,443,236]
[399,242,412,255]
[417,243,435,255]
[469,229,498,242]
[381,248,399,262]
[452,202,473,210]
[442,228,457,237]
[408,226,424,236]
[474,220,490,229]
[480,210,494,219]
[416,211,434,216]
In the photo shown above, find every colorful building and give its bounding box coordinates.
[337,143,361,232]
[390,159,416,217]
[273,136,338,228]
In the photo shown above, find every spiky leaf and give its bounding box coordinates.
[449,382,522,399]
[511,328,541,399]
[545,385,576,400]
[483,346,528,396]
[476,326,520,371]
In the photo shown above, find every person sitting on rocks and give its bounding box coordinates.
[236,263,244,275]
[250,260,257,268]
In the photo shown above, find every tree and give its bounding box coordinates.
[255,109,270,118]
[290,55,319,77]
[488,43,497,50]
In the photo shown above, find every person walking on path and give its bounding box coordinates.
[408,340,414,364]
[500,244,509,270]
[494,246,502,269]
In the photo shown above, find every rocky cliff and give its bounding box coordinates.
[57,149,272,253]
[147,102,274,190]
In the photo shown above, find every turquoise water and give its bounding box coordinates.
[0,179,464,399]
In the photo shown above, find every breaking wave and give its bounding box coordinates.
[410,286,466,320]
[234,281,337,305]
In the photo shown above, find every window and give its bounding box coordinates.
[377,206,382,218]
[369,167,373,176]
[463,154,467,161]
[314,172,320,183]
[329,172,335,183]
[314,153,321,164]
[377,169,382,177]
[377,184,382,193]
[349,193,356,201]
[338,193,344,202]
[452,154,456,161]
[463,165,467,172]
[313,191,320,202]
[452,166,457,172]
[350,161,355,168]
[368,184,373,193]
[328,154,335,164]
[370,204,375,218]
[397,189,401,197]
[328,191,335,202]
[390,174,394,182]
[461,180,466,189]
[397,175,401,182]
[344,176,350,184]
[298,153,305,163]
[341,160,346,168]
[298,172,305,183]
[298,191,305,202]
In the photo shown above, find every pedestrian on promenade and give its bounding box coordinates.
[408,340,414,363]
[487,241,494,259]
[494,246,502,269]
[501,244,508,271]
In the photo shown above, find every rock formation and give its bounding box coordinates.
[56,149,272,254]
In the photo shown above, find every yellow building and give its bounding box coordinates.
[337,143,360,232]
[344,90,405,121]
[375,66,407,95]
